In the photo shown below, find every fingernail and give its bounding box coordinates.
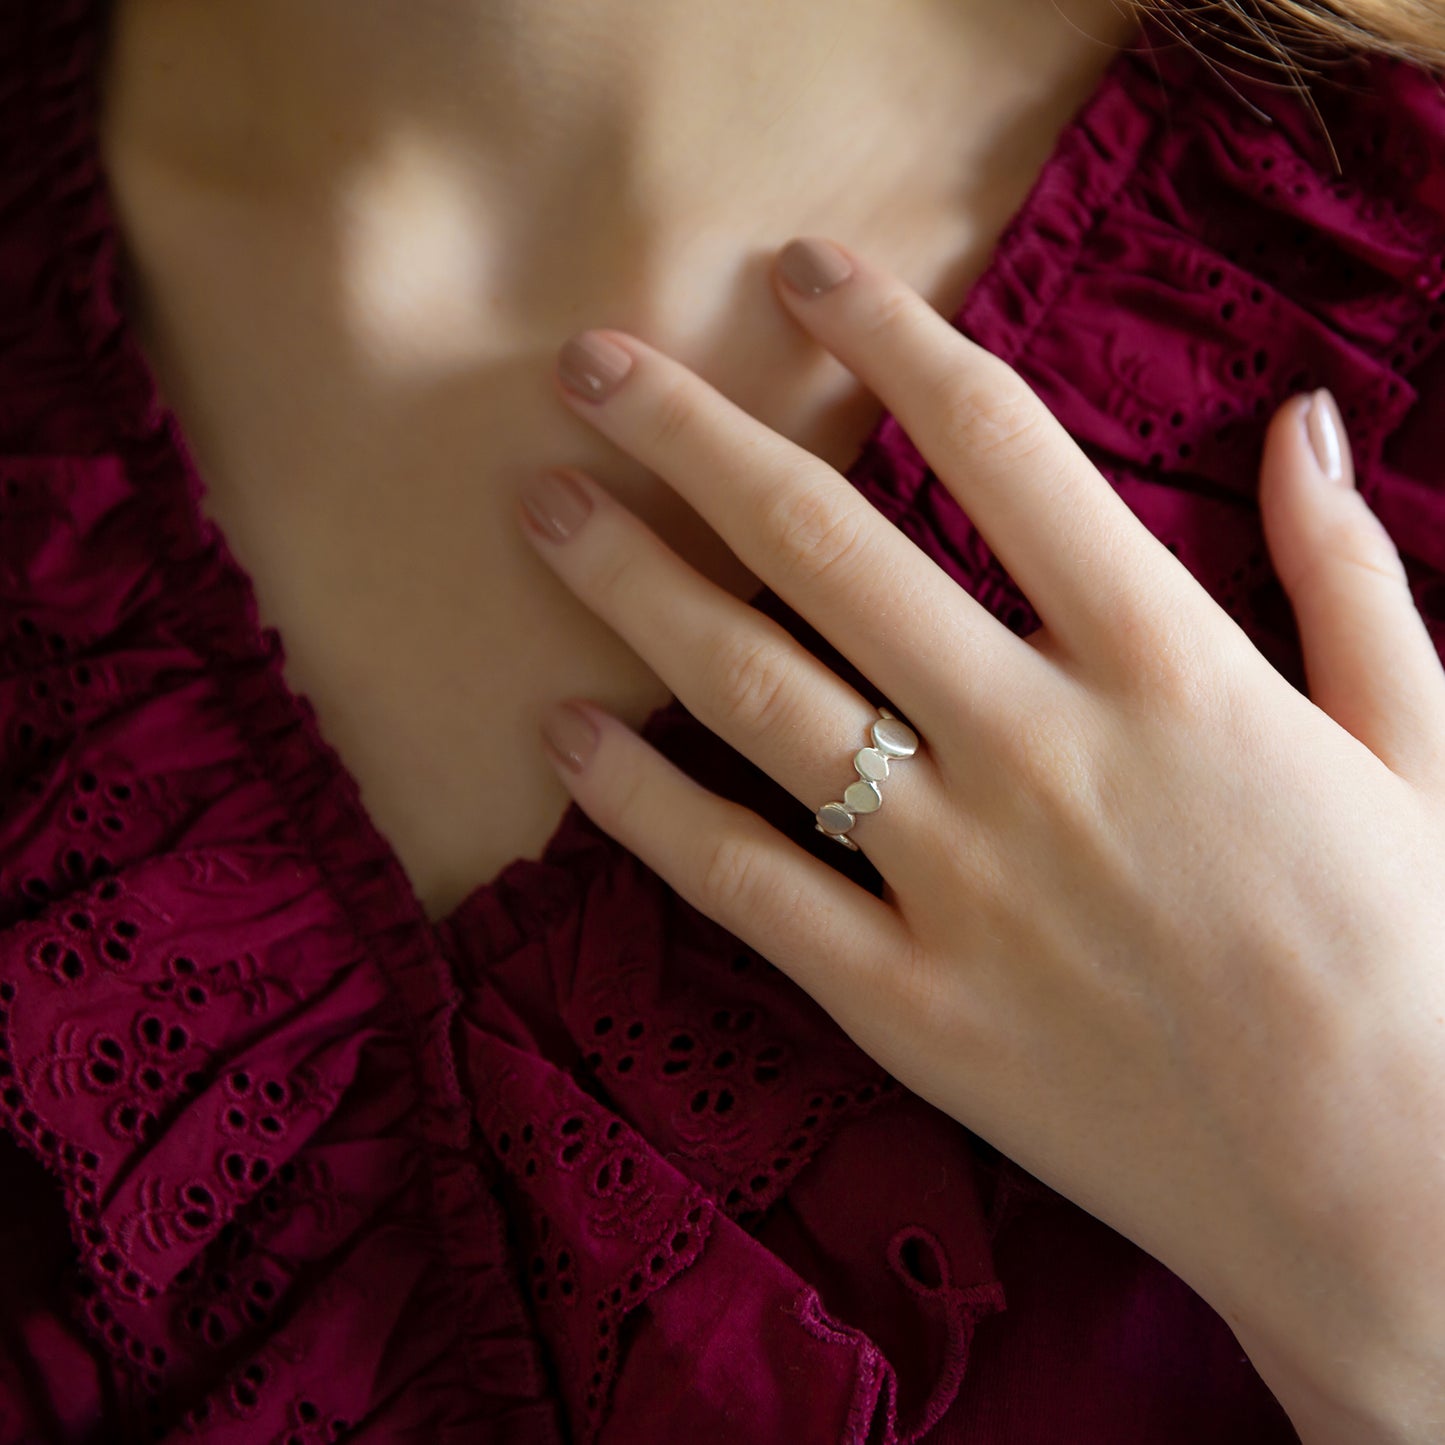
[520,468,593,543]
[778,238,854,296]
[558,331,633,401]
[1303,387,1354,489]
[540,701,599,773]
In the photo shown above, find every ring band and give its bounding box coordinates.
[814,707,920,851]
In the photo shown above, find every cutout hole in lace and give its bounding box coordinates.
[898,1235,942,1288]
[890,1228,949,1294]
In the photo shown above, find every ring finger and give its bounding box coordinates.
[516,464,936,853]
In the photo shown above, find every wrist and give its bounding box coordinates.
[1236,1320,1445,1445]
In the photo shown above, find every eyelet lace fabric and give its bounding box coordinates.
[0,3,1442,1441]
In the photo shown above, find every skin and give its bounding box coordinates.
[96,0,1445,1438]
[98,0,1141,916]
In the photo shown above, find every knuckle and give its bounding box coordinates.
[987,703,1094,806]
[699,830,770,917]
[1123,630,1267,743]
[647,376,700,453]
[987,712,1126,852]
[1302,510,1409,593]
[860,282,927,341]
[1099,593,1223,712]
[709,630,797,735]
[582,536,638,608]
[607,759,655,841]
[934,365,1050,465]
[765,479,872,590]
[892,935,947,1022]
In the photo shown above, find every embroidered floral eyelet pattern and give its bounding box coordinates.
[0,3,1443,1441]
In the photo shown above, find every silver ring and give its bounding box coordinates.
[814,707,920,852]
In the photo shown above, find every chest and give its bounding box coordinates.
[119,317,724,922]
[102,196,902,925]
[94,108,1025,925]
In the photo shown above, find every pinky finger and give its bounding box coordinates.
[539,699,914,1005]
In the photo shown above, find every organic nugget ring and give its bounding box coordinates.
[813,708,920,851]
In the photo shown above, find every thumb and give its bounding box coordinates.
[1257,387,1445,787]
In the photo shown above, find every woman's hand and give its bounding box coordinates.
[515,237,1445,1444]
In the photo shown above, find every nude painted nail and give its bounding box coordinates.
[1304,387,1353,488]
[540,701,599,773]
[558,331,634,401]
[520,469,593,543]
[778,238,854,296]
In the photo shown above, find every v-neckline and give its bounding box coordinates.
[51,0,1158,958]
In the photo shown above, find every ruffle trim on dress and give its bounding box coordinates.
[0,634,564,1439]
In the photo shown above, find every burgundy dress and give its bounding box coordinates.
[2,3,1443,1441]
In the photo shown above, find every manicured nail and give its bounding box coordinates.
[558,331,633,401]
[520,468,593,543]
[540,701,600,773]
[1303,387,1353,488]
[778,238,854,296]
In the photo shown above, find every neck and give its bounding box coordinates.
[109,0,1143,289]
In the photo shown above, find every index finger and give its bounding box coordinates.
[772,237,1210,657]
